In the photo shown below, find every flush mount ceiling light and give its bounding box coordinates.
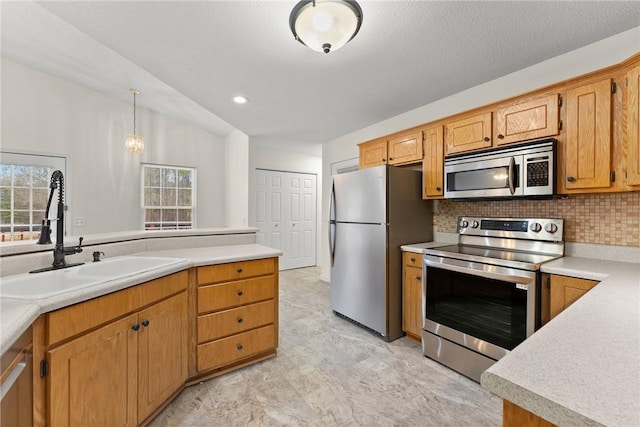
[233,95,248,104]
[125,88,144,153]
[289,0,363,54]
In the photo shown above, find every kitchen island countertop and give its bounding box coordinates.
[481,256,640,426]
[0,243,281,356]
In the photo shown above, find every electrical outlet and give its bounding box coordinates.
[74,217,85,227]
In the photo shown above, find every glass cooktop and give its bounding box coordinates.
[423,244,561,271]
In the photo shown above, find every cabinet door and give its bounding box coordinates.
[422,125,444,198]
[549,275,599,320]
[402,252,423,340]
[388,131,423,165]
[627,65,640,186]
[137,292,188,422]
[47,314,138,427]
[358,139,387,169]
[494,94,559,145]
[564,79,612,190]
[444,112,492,155]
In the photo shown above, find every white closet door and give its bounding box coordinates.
[255,169,316,270]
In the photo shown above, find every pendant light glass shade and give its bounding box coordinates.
[126,88,144,153]
[289,0,363,54]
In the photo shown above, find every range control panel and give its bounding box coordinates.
[457,217,564,242]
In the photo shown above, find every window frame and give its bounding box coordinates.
[0,151,67,243]
[141,163,196,231]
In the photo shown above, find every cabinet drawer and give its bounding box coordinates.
[198,275,275,314]
[197,300,275,343]
[197,258,276,285]
[403,251,423,269]
[197,324,275,372]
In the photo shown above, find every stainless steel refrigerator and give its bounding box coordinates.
[329,165,433,341]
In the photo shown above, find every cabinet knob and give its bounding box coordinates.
[483,137,490,142]
[237,267,243,273]
[237,317,244,324]
[497,134,504,139]
[382,159,386,162]
[142,320,150,327]
[237,344,243,351]
[416,276,422,281]
[389,157,393,160]
[436,187,442,192]
[132,324,140,331]
[567,176,576,183]
[410,257,416,263]
[237,290,244,296]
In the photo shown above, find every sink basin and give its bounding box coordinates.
[69,256,184,278]
[0,256,186,300]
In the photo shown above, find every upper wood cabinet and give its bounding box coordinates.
[387,131,423,165]
[562,78,612,191]
[359,132,423,169]
[494,94,560,145]
[358,139,387,169]
[444,112,492,155]
[422,125,444,198]
[627,65,640,186]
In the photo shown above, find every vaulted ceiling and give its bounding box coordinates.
[2,1,639,155]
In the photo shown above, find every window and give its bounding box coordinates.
[0,152,66,243]
[142,164,195,230]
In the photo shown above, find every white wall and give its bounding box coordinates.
[224,130,249,227]
[319,27,640,281]
[1,58,228,235]
[248,145,322,265]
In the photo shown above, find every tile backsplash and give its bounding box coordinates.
[433,192,640,247]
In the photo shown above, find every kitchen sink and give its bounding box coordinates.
[0,256,186,300]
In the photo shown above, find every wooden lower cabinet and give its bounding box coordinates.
[503,400,555,427]
[549,274,599,320]
[402,251,423,341]
[43,273,188,427]
[196,257,279,375]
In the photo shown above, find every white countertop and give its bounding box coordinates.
[481,256,640,426]
[401,242,451,253]
[0,243,281,356]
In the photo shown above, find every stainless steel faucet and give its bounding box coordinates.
[32,170,83,272]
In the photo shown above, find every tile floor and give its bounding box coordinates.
[149,267,502,426]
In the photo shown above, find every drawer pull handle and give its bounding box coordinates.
[132,324,140,331]
[237,290,244,296]
[237,317,244,324]
[410,257,416,262]
[237,267,243,273]
[142,320,150,327]
[237,344,243,351]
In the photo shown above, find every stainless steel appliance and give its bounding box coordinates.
[422,217,564,382]
[444,138,556,200]
[329,165,432,341]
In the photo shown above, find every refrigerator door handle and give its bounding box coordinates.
[329,182,336,266]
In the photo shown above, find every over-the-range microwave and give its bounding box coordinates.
[444,138,556,200]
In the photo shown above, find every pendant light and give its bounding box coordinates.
[125,88,144,153]
[289,0,363,54]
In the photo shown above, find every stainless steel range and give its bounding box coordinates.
[421,217,564,382]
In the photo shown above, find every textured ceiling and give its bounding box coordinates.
[2,1,639,155]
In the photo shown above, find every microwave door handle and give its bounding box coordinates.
[508,157,516,195]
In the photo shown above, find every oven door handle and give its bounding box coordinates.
[424,256,536,284]
[508,156,516,195]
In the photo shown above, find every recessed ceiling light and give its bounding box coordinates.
[233,96,248,104]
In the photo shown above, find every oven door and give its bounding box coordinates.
[422,254,537,360]
[444,154,524,199]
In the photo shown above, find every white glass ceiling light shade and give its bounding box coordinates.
[125,88,144,153]
[289,0,363,53]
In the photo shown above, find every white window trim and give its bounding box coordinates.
[140,163,197,230]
